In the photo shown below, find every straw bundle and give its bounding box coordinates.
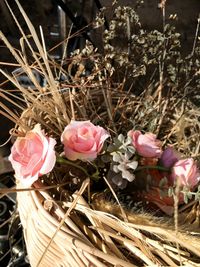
[1,1,200,266]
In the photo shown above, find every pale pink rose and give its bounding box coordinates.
[61,120,110,161]
[160,147,180,168]
[8,124,56,187]
[171,158,200,188]
[128,130,162,158]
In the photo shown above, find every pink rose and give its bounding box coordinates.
[171,158,200,188]
[128,130,162,158]
[61,120,110,161]
[160,147,180,168]
[9,124,56,187]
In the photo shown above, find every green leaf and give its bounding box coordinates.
[127,145,135,154]
[113,165,119,173]
[118,134,125,143]
[124,150,133,160]
[159,177,168,188]
[168,187,174,197]
[113,152,121,162]
[117,163,126,172]
[125,136,133,146]
[187,191,193,200]
[195,192,200,201]
[101,154,111,163]
[127,161,138,170]
[121,169,135,182]
[107,144,116,153]
[113,136,122,147]
[184,193,188,204]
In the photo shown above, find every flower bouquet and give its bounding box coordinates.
[1,1,200,266]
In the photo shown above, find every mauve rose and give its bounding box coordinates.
[171,158,200,188]
[160,147,180,168]
[61,120,110,161]
[9,124,56,187]
[128,130,162,158]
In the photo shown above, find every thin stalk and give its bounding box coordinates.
[191,16,200,56]
[57,157,99,181]
[135,165,170,172]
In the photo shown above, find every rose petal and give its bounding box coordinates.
[40,138,57,174]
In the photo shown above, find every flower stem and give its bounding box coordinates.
[56,157,99,181]
[57,157,89,175]
[135,165,170,172]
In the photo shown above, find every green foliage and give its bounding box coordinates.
[107,134,138,183]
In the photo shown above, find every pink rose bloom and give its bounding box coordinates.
[9,124,56,187]
[171,158,200,188]
[160,147,180,168]
[61,120,110,161]
[128,130,162,158]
